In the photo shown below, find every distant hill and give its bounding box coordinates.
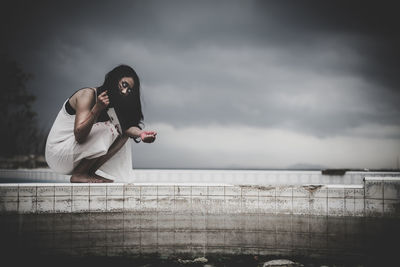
[286,163,327,170]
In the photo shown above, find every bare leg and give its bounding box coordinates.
[70,134,129,183]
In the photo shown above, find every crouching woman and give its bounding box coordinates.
[45,65,156,183]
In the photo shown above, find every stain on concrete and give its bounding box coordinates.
[302,185,323,194]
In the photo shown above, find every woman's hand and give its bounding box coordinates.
[140,131,157,143]
[94,91,109,111]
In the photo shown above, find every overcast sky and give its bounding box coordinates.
[2,0,400,169]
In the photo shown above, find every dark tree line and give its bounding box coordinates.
[0,55,47,167]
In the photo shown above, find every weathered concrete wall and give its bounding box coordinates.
[1,177,399,217]
[1,168,399,184]
[1,212,399,263]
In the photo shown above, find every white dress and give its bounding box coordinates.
[45,88,134,182]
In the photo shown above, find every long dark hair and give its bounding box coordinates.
[98,65,144,131]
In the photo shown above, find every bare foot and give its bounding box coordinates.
[91,173,114,183]
[70,174,106,183]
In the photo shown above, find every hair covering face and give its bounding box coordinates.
[98,65,143,131]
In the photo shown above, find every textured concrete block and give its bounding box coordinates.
[158,231,175,245]
[106,231,124,246]
[37,185,55,197]
[258,186,276,197]
[307,186,327,198]
[71,213,91,231]
[107,184,124,196]
[124,184,140,197]
[344,188,354,199]
[123,213,141,230]
[383,181,400,200]
[191,196,207,214]
[310,233,327,249]
[309,216,328,233]
[88,231,107,247]
[141,186,157,196]
[228,231,258,247]
[207,230,225,246]
[241,186,259,196]
[292,233,310,248]
[141,196,158,212]
[124,196,141,212]
[175,196,192,213]
[191,214,206,230]
[72,195,89,212]
[293,187,309,198]
[107,247,125,257]
[276,197,292,214]
[208,186,224,196]
[328,198,344,216]
[309,197,327,216]
[140,213,158,230]
[157,196,174,212]
[72,185,89,196]
[276,232,292,247]
[259,196,276,214]
[328,188,344,198]
[0,197,18,212]
[124,231,141,246]
[175,214,192,230]
[225,196,242,213]
[54,196,72,213]
[276,186,292,197]
[344,198,355,216]
[224,186,241,196]
[383,199,400,216]
[70,232,90,248]
[157,186,175,196]
[206,214,225,230]
[0,185,18,197]
[354,188,364,199]
[106,213,124,230]
[89,185,106,196]
[192,186,207,196]
[141,231,158,246]
[275,214,292,232]
[292,215,310,233]
[107,196,124,212]
[175,231,192,246]
[365,199,383,216]
[89,196,107,212]
[242,196,258,213]
[208,196,225,214]
[292,197,309,215]
[19,185,36,197]
[54,214,72,231]
[191,231,207,246]
[365,181,383,199]
[37,196,54,213]
[243,214,260,231]
[354,198,364,216]
[19,196,37,213]
[175,186,191,196]
[224,214,244,230]
[258,231,276,247]
[54,185,72,196]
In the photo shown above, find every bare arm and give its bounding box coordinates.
[73,89,109,143]
[125,126,157,143]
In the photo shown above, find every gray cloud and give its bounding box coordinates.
[2,0,399,168]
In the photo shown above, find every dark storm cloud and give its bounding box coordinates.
[2,0,400,138]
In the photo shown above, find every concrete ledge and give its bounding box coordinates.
[1,182,399,217]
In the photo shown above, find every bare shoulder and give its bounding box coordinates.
[71,87,96,110]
